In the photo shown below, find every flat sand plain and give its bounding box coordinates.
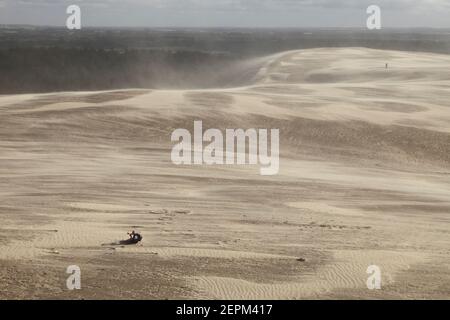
[0,48,449,299]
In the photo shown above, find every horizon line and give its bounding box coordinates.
[2,24,450,31]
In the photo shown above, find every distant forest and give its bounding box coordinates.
[1,27,450,94]
[0,48,241,93]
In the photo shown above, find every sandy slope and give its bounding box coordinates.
[0,48,449,299]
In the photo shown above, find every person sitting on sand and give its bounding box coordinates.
[127,230,143,244]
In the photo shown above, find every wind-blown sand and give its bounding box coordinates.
[0,48,449,299]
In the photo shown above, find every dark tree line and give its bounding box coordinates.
[0,47,241,94]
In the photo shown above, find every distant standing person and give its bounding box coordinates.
[385,63,388,69]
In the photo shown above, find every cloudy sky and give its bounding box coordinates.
[0,0,449,28]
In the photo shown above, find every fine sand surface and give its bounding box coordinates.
[0,48,449,299]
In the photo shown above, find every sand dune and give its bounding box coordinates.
[0,48,449,299]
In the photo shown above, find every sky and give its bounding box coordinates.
[0,0,450,28]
